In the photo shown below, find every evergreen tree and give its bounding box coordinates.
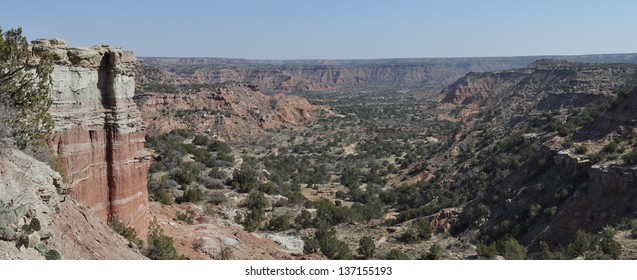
[0,27,54,148]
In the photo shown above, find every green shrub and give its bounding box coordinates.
[574,145,588,155]
[567,230,596,258]
[303,237,320,254]
[176,209,196,225]
[497,237,527,260]
[537,241,567,260]
[244,191,268,211]
[602,142,618,154]
[543,206,557,218]
[208,192,227,205]
[385,248,408,260]
[267,214,291,231]
[476,242,498,259]
[622,149,637,164]
[241,210,264,232]
[21,218,41,234]
[399,218,432,243]
[155,189,174,205]
[45,249,61,260]
[176,187,204,203]
[192,135,208,146]
[49,157,66,181]
[320,235,352,260]
[145,217,185,260]
[357,236,375,259]
[171,167,197,185]
[228,166,258,193]
[528,204,541,220]
[590,152,604,163]
[419,243,443,260]
[294,210,313,229]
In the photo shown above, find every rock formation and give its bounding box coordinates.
[31,39,151,236]
[0,148,146,259]
[134,82,316,142]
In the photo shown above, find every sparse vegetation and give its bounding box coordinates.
[141,60,637,260]
[108,216,144,248]
[145,217,185,260]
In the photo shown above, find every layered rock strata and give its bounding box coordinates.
[141,54,637,92]
[135,83,315,142]
[31,39,151,236]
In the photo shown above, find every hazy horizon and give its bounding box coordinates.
[137,52,637,61]
[3,0,637,60]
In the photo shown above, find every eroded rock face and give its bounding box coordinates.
[32,39,151,236]
[135,83,315,142]
[0,149,145,259]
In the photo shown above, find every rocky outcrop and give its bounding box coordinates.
[135,82,315,142]
[589,164,637,192]
[31,39,151,236]
[0,149,145,259]
[475,143,637,250]
[553,150,592,170]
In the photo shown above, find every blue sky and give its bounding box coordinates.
[2,0,636,59]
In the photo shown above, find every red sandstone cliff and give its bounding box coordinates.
[32,39,151,236]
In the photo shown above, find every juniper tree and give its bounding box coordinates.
[0,27,54,148]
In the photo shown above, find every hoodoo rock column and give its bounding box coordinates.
[31,39,151,236]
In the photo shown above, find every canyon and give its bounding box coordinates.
[141,54,637,92]
[3,36,637,260]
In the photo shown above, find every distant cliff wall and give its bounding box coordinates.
[140,54,637,92]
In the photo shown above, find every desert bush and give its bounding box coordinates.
[399,218,432,243]
[357,236,375,259]
[303,237,320,254]
[175,187,204,203]
[497,237,527,260]
[208,192,227,205]
[228,165,258,193]
[294,210,313,229]
[176,209,196,225]
[145,217,185,260]
[622,149,637,164]
[385,248,408,260]
[45,249,61,260]
[154,188,174,205]
[574,145,588,155]
[602,142,618,154]
[267,214,291,231]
